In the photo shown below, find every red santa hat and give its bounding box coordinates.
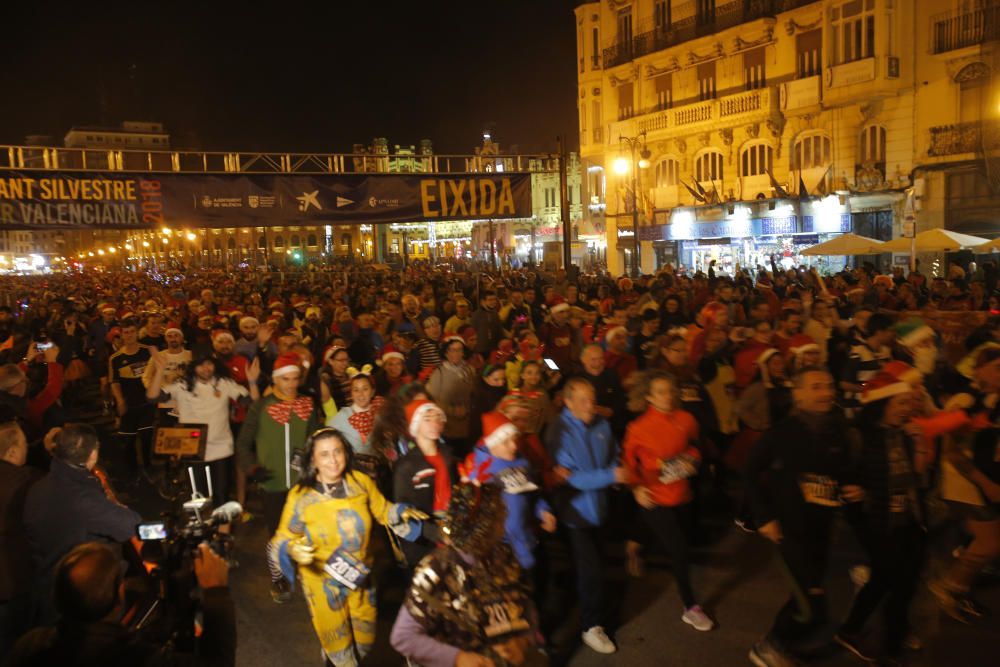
[98,302,116,314]
[271,352,302,379]
[550,297,569,315]
[605,326,628,343]
[787,334,819,359]
[381,346,405,364]
[211,328,234,342]
[268,299,284,311]
[405,399,446,437]
[480,411,519,451]
[861,371,912,404]
[165,324,183,337]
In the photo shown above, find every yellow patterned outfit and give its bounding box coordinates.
[269,471,418,666]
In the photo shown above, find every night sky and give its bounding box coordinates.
[0,1,580,155]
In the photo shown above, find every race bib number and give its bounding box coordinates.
[324,548,370,590]
[659,454,696,484]
[483,598,530,639]
[798,474,841,507]
[496,466,539,494]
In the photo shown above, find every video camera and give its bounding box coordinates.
[130,467,240,652]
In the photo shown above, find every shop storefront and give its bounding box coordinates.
[636,197,861,276]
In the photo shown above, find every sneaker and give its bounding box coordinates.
[270,578,292,604]
[834,631,876,662]
[581,626,616,654]
[682,605,715,631]
[749,639,798,667]
[928,580,970,624]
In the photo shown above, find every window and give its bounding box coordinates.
[697,0,717,25]
[592,27,600,68]
[617,8,633,46]
[958,63,989,123]
[695,150,724,182]
[831,0,875,66]
[654,73,672,110]
[698,61,716,101]
[227,237,236,250]
[793,133,832,169]
[740,143,774,177]
[579,28,585,73]
[307,234,318,247]
[258,235,266,249]
[655,158,679,187]
[274,235,284,248]
[617,82,634,120]
[744,47,766,90]
[654,0,671,31]
[860,125,886,165]
[796,29,822,78]
[290,235,301,247]
[591,100,602,143]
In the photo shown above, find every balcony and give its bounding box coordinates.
[602,0,788,68]
[928,121,982,157]
[623,86,775,136]
[931,3,1000,54]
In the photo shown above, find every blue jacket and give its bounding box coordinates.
[469,445,551,570]
[545,408,618,528]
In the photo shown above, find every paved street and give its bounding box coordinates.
[218,488,1000,667]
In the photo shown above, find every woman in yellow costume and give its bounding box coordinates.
[269,427,427,666]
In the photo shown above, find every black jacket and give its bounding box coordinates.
[392,444,458,568]
[0,461,40,601]
[5,587,235,667]
[23,459,141,587]
[745,410,856,540]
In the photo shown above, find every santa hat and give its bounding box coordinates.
[293,300,309,310]
[240,316,259,327]
[211,328,234,342]
[756,347,781,385]
[98,302,116,314]
[787,334,819,359]
[271,352,302,379]
[405,399,446,437]
[605,326,628,342]
[165,325,183,338]
[894,317,935,349]
[119,311,135,321]
[268,299,284,311]
[550,298,569,315]
[861,371,912,404]
[104,327,122,343]
[480,411,519,451]
[881,359,923,385]
[381,346,405,364]
[440,335,467,353]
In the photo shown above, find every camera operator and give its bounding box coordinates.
[3,541,235,667]
[22,423,142,627]
[0,342,63,444]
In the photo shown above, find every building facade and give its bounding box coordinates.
[576,0,940,276]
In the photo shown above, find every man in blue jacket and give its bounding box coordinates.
[546,376,627,655]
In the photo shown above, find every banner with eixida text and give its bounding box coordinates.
[0,170,532,229]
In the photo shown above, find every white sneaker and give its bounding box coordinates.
[582,626,617,654]
[682,605,715,631]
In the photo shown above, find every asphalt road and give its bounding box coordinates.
[215,487,1000,667]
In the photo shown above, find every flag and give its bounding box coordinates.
[682,180,707,203]
[766,168,789,198]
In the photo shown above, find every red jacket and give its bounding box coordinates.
[623,406,700,507]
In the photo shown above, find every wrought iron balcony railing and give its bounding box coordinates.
[932,3,1000,54]
[928,121,982,156]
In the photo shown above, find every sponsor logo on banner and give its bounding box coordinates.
[199,196,242,209]
[296,190,322,212]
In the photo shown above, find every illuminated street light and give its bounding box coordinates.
[613,157,630,175]
[87,252,94,257]
[161,237,169,244]
[97,249,105,256]
[617,131,651,278]
[186,232,197,241]
[162,227,172,235]
[108,247,117,254]
[142,241,150,247]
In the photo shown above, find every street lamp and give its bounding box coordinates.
[617,131,651,277]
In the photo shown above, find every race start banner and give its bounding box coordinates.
[0,170,532,229]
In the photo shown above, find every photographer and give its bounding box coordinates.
[22,423,142,627]
[0,343,63,443]
[4,541,235,667]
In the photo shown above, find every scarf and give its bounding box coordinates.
[347,396,385,445]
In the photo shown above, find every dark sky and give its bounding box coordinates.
[1,1,580,155]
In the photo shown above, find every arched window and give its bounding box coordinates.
[290,235,301,247]
[859,125,886,172]
[654,157,679,188]
[307,234,318,247]
[257,235,266,249]
[694,150,724,182]
[213,237,222,250]
[274,235,284,248]
[793,133,832,170]
[340,234,352,249]
[227,237,236,250]
[740,143,773,177]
